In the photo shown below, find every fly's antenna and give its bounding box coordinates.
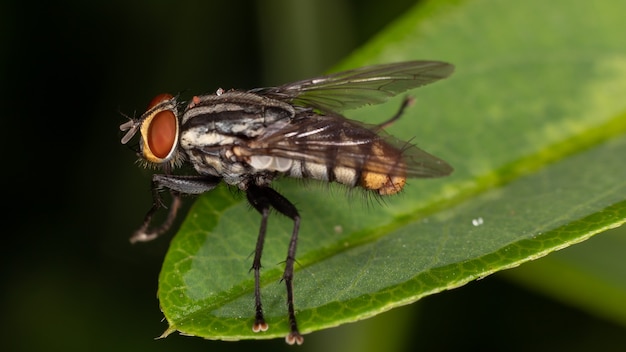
[119,109,141,144]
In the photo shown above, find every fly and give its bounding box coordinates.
[120,61,454,345]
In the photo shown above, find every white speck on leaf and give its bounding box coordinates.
[472,217,484,226]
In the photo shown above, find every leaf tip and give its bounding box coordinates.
[158,326,177,339]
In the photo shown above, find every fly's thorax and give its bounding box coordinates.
[181,131,251,183]
[177,91,296,186]
[186,147,278,188]
[181,90,295,138]
[187,147,250,185]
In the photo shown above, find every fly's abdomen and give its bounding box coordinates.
[233,111,414,195]
[287,160,360,188]
[243,156,364,189]
[289,116,409,195]
[357,140,407,195]
[239,135,408,195]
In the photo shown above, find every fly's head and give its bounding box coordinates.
[120,93,184,170]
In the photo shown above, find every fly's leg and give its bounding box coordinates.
[246,184,304,345]
[130,187,182,243]
[246,189,270,334]
[130,174,221,243]
[282,213,302,346]
[374,96,415,131]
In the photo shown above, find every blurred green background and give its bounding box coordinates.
[3,0,625,351]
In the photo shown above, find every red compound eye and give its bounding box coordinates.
[140,93,178,162]
[147,109,177,159]
[148,93,174,109]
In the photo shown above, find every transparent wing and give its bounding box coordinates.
[250,61,454,114]
[234,112,453,179]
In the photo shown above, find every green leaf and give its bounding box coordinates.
[158,0,626,341]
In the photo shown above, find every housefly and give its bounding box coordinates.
[120,61,454,345]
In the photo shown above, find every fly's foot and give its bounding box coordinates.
[252,320,268,333]
[129,229,159,244]
[285,331,304,345]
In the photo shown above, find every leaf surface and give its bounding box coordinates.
[158,0,626,340]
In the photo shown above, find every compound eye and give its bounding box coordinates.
[148,93,174,109]
[140,93,179,163]
[147,109,177,159]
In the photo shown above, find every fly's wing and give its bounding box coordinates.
[237,112,453,179]
[250,61,454,114]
